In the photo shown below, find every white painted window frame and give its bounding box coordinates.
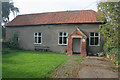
[34,32,42,44]
[89,32,100,46]
[58,32,68,45]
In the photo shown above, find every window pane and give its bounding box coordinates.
[35,37,37,43]
[59,32,62,36]
[35,33,37,36]
[90,32,94,36]
[95,37,99,45]
[90,37,94,45]
[38,37,41,43]
[59,37,62,44]
[64,32,67,36]
[63,37,67,44]
[39,33,41,36]
[95,33,98,36]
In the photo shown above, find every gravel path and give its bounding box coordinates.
[54,54,83,78]
[78,56,118,78]
[53,55,118,78]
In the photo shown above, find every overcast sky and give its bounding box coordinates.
[10,0,99,21]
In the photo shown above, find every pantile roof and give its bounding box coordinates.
[7,10,102,26]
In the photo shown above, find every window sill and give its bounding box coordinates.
[89,45,100,46]
[58,44,67,46]
[34,43,42,45]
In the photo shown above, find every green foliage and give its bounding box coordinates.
[110,48,119,60]
[2,48,11,54]
[2,0,19,39]
[97,1,120,65]
[2,48,20,54]
[8,32,20,49]
[2,26,6,40]
[2,49,68,78]
[2,1,19,24]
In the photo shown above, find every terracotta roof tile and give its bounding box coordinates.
[7,10,102,26]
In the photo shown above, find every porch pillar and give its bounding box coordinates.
[67,37,73,55]
[81,38,87,56]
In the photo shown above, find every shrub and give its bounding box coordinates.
[105,47,119,67]
[2,40,9,48]
[110,48,119,61]
[2,48,11,54]
[9,32,20,49]
[4,32,20,49]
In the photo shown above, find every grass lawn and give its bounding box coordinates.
[2,49,68,78]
